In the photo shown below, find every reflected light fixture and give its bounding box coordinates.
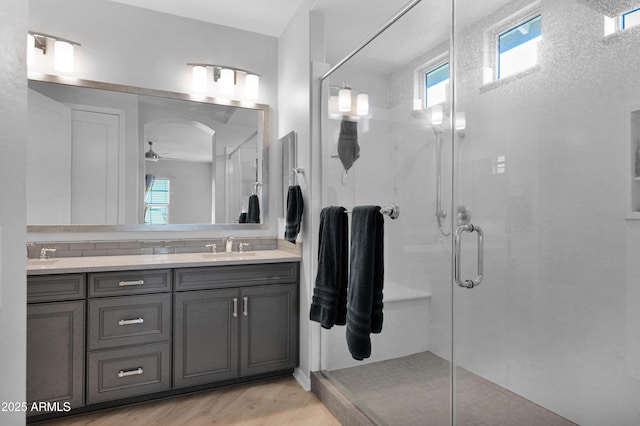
[188,63,260,100]
[145,141,159,162]
[27,31,80,73]
[356,93,369,116]
[338,85,352,112]
[455,111,466,137]
[430,104,444,126]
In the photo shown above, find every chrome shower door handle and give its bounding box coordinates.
[454,224,484,289]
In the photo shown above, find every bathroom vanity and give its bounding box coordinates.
[26,251,299,420]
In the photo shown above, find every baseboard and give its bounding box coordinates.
[293,368,310,391]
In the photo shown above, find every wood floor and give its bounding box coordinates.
[36,377,340,426]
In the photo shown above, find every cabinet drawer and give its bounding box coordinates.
[27,274,85,303]
[174,262,299,291]
[87,342,170,404]
[88,269,172,297]
[88,294,171,350]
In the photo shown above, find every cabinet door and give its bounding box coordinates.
[173,289,239,388]
[240,284,298,377]
[27,301,85,415]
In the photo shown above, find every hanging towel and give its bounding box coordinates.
[247,194,260,223]
[310,206,349,329]
[337,118,359,172]
[284,185,304,243]
[346,206,384,360]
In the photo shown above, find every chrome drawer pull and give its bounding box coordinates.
[243,296,249,317]
[232,297,238,318]
[118,279,145,287]
[118,318,144,326]
[118,367,143,378]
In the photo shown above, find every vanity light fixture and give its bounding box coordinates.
[27,31,81,73]
[188,63,260,100]
[192,65,208,93]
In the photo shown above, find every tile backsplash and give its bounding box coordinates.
[27,237,279,259]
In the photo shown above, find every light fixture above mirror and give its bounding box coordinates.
[27,31,80,73]
[188,63,260,100]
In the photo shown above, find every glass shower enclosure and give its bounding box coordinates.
[316,0,640,424]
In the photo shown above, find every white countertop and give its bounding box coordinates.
[26,250,301,275]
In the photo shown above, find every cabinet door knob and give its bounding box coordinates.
[243,296,249,317]
[232,297,238,318]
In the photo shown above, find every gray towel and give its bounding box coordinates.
[247,194,260,223]
[284,185,304,243]
[310,206,348,328]
[346,206,384,360]
[337,119,359,171]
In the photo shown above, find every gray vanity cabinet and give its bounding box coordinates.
[27,260,299,418]
[27,274,86,416]
[173,263,299,389]
[86,269,172,404]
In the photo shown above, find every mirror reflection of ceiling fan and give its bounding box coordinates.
[144,141,182,162]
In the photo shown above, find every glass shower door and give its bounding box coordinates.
[316,1,455,424]
[452,0,640,424]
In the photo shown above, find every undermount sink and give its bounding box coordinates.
[27,259,59,266]
[201,252,257,259]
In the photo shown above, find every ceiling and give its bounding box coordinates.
[109,0,309,37]
[110,0,514,75]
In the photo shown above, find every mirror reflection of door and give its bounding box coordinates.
[27,89,123,225]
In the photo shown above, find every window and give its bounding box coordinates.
[145,178,170,225]
[604,7,640,35]
[623,7,640,29]
[425,63,449,108]
[498,15,542,79]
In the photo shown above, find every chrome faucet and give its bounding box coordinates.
[205,243,217,254]
[225,237,234,253]
[239,243,250,253]
[39,248,57,260]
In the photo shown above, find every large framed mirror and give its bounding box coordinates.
[27,73,269,232]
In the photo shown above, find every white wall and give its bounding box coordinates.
[277,0,319,390]
[28,0,278,241]
[0,1,27,424]
[145,160,212,224]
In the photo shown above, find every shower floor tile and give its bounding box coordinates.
[325,352,576,426]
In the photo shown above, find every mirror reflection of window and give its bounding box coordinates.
[145,178,170,225]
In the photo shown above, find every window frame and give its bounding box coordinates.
[145,177,171,225]
[425,62,450,109]
[605,7,640,35]
[413,51,449,111]
[484,3,542,84]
